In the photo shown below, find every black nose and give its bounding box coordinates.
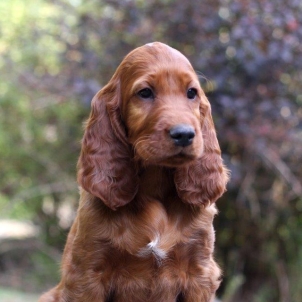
[169,124,195,147]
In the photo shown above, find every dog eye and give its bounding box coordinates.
[187,88,197,100]
[137,88,154,99]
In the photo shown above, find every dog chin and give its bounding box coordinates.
[136,145,202,167]
[149,152,198,168]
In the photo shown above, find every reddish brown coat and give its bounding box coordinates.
[39,42,229,302]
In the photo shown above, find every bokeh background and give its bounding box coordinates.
[1,0,302,301]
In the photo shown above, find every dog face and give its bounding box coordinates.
[118,43,205,167]
[77,42,228,209]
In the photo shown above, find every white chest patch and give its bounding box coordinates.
[137,234,166,265]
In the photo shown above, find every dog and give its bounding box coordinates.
[39,42,229,302]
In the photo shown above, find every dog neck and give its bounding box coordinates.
[137,165,178,202]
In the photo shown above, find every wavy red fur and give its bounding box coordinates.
[39,42,229,302]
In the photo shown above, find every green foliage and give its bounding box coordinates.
[0,0,82,246]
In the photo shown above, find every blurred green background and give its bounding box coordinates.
[0,0,301,301]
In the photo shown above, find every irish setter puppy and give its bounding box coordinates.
[39,42,229,302]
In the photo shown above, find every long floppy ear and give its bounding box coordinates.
[77,77,138,210]
[174,96,229,206]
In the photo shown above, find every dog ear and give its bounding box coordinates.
[77,76,138,210]
[174,96,229,206]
